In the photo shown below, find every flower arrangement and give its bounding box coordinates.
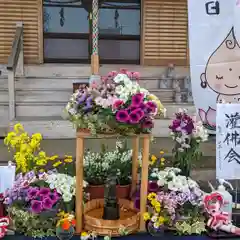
[143,167,206,236]
[84,141,137,185]
[46,173,88,202]
[2,125,88,238]
[4,123,59,174]
[169,109,208,176]
[65,69,165,135]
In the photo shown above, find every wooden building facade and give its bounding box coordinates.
[0,0,188,67]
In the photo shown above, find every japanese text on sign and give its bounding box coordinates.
[216,104,240,179]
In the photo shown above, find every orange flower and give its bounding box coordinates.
[71,219,76,226]
[62,220,71,230]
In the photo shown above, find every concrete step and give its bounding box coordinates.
[0,88,191,106]
[0,136,215,164]
[0,102,195,119]
[6,113,207,140]
[0,89,72,103]
[0,77,88,90]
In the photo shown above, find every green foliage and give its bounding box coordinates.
[8,206,56,238]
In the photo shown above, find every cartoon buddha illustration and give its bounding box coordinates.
[200,27,240,103]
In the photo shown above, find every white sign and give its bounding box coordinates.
[0,165,16,193]
[216,104,240,179]
[188,0,240,133]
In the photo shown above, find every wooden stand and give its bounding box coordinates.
[75,131,150,234]
[91,55,99,75]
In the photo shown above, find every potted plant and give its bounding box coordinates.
[2,124,89,238]
[65,69,165,136]
[143,167,206,236]
[84,141,137,199]
[56,213,76,240]
[169,109,208,177]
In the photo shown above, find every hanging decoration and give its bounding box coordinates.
[59,7,65,27]
[114,9,119,28]
[92,0,99,55]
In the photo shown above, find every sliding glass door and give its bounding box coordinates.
[43,0,140,64]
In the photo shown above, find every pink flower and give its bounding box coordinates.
[116,110,129,123]
[101,76,107,83]
[132,71,140,80]
[131,93,144,107]
[198,107,216,129]
[113,99,124,109]
[120,68,127,74]
[108,71,118,78]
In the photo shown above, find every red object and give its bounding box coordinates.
[0,217,9,238]
[87,184,131,200]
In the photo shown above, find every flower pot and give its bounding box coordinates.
[56,225,75,240]
[88,184,131,199]
[116,184,131,199]
[88,185,105,200]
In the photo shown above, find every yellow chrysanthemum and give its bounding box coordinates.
[81,232,89,237]
[151,199,159,207]
[64,158,73,163]
[49,155,59,161]
[147,192,157,201]
[53,161,62,167]
[158,216,165,224]
[13,123,24,133]
[160,151,164,154]
[150,155,157,165]
[143,212,150,221]
[155,205,161,213]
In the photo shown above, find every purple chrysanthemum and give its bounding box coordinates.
[116,110,129,123]
[131,93,144,107]
[31,200,43,213]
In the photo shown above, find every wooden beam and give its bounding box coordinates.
[38,0,43,63]
[140,0,145,65]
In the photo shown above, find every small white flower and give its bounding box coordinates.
[151,216,158,222]
[157,179,165,186]
[115,85,125,95]
[113,74,127,83]
[95,96,103,105]
[178,148,184,152]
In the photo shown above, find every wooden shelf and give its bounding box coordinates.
[75,129,150,233]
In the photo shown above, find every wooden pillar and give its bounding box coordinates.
[75,134,84,234]
[139,135,150,231]
[131,136,139,196]
[91,0,99,74]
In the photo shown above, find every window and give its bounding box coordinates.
[99,0,141,64]
[43,0,141,64]
[43,0,90,63]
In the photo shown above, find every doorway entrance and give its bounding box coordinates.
[43,0,141,64]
